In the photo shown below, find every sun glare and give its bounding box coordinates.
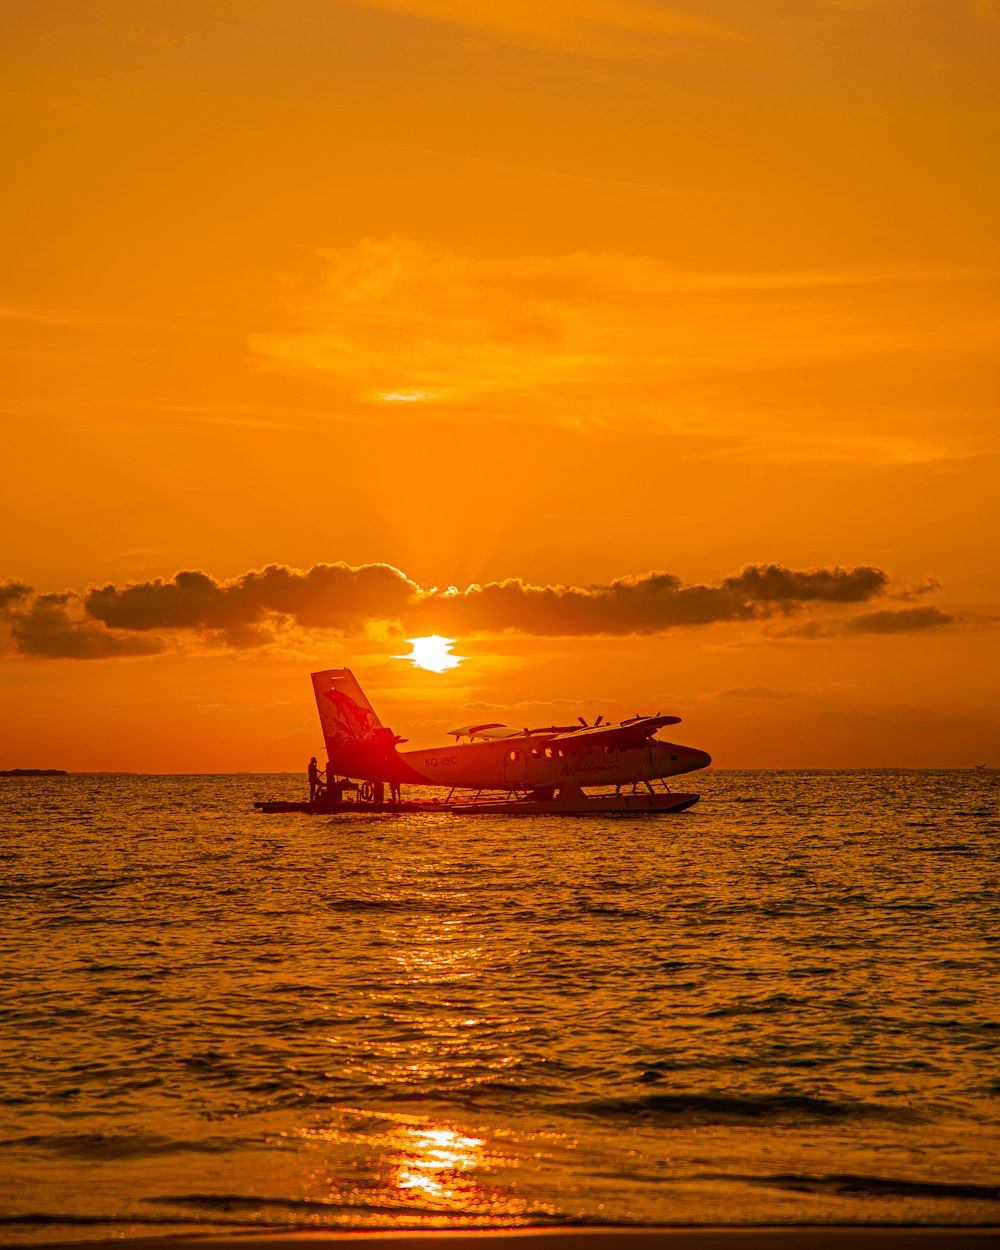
[399,636,464,672]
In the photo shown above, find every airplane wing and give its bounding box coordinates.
[550,715,681,751]
[448,723,523,741]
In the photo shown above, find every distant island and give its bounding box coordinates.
[0,769,68,776]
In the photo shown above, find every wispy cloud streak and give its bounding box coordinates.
[249,239,998,463]
[349,0,741,53]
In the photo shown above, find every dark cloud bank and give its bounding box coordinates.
[0,561,954,660]
[845,605,955,634]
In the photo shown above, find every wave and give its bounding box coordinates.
[321,896,470,914]
[714,1172,1000,1202]
[0,1212,264,1229]
[560,1091,909,1125]
[146,1192,560,1222]
[1,1132,256,1160]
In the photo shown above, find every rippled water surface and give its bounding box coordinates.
[1,770,998,1243]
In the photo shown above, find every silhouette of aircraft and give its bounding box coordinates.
[312,668,710,811]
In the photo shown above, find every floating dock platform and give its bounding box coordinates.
[253,799,452,815]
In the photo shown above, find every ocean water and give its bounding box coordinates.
[1,770,998,1244]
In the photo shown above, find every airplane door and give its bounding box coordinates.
[503,747,528,788]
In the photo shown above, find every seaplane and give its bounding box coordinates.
[293,667,711,815]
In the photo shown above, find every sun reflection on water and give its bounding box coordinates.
[294,1111,553,1225]
[393,1126,486,1205]
[288,870,558,1223]
[389,918,482,984]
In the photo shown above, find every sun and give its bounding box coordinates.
[398,635,464,673]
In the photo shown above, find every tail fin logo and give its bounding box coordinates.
[322,688,378,743]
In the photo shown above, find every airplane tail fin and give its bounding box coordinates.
[311,668,409,782]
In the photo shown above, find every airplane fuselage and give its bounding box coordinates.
[399,735,710,791]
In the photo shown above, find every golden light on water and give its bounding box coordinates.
[293,1114,535,1224]
[283,873,551,1224]
[284,878,560,1225]
[398,635,464,672]
[394,1126,486,1204]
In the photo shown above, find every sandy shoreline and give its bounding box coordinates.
[27,1227,999,1250]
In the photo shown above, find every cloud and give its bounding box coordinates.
[972,0,1000,30]
[8,559,964,660]
[249,239,991,463]
[714,685,795,699]
[0,558,909,660]
[409,572,756,635]
[888,576,941,601]
[0,305,175,331]
[250,238,595,409]
[5,593,166,660]
[845,606,956,634]
[405,564,885,634]
[349,0,740,53]
[0,580,33,612]
[86,563,418,635]
[85,560,892,641]
[723,563,888,602]
[769,619,837,641]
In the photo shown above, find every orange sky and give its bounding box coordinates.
[2,0,998,770]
